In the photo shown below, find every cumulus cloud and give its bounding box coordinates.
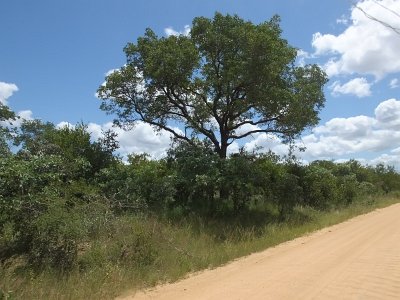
[234,122,262,136]
[298,98,400,160]
[241,98,400,166]
[0,109,33,128]
[16,110,33,121]
[244,133,288,156]
[164,25,191,37]
[375,98,400,129]
[367,152,400,169]
[314,115,376,138]
[390,78,399,88]
[59,121,177,159]
[0,82,18,105]
[56,121,75,129]
[330,77,372,97]
[312,0,400,79]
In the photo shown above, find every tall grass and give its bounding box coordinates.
[1,194,399,300]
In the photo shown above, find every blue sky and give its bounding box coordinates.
[1,0,400,166]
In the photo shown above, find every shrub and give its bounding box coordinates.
[27,201,85,271]
[167,140,220,214]
[358,181,377,196]
[337,174,359,205]
[303,166,338,209]
[275,172,303,217]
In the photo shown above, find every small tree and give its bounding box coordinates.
[98,13,327,158]
[15,120,119,177]
[0,104,16,156]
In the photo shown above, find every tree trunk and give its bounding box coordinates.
[218,135,229,202]
[219,145,228,159]
[219,131,228,159]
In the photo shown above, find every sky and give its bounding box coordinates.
[1,0,400,167]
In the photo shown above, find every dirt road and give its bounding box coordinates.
[119,204,400,299]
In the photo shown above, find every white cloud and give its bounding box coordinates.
[336,15,349,25]
[312,0,400,79]
[16,110,33,121]
[298,98,400,159]
[390,78,399,88]
[0,82,18,105]
[375,98,400,129]
[296,49,314,66]
[244,133,288,156]
[164,25,191,37]
[0,109,33,128]
[115,122,180,159]
[240,98,400,166]
[56,121,75,129]
[330,77,372,97]
[227,141,240,155]
[61,121,177,159]
[391,146,400,154]
[369,153,400,169]
[314,115,376,138]
[234,122,261,136]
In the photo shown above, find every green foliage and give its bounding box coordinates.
[14,120,118,179]
[167,140,220,213]
[303,165,339,209]
[2,113,400,285]
[97,156,175,212]
[275,172,303,217]
[28,201,85,271]
[96,163,144,211]
[221,152,269,213]
[128,155,176,210]
[337,174,359,204]
[98,12,327,158]
[0,104,17,157]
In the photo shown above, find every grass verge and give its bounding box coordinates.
[1,194,399,300]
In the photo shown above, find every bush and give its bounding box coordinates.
[167,140,220,214]
[358,181,377,196]
[28,202,85,271]
[303,166,338,209]
[97,157,175,212]
[275,172,303,217]
[129,156,176,210]
[337,174,359,205]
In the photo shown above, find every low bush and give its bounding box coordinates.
[28,202,85,271]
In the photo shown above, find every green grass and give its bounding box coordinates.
[1,194,399,300]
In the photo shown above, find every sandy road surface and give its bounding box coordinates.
[119,204,400,299]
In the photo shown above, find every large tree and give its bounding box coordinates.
[98,13,328,158]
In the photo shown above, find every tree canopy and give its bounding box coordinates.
[98,13,328,158]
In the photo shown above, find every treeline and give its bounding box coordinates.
[1,117,400,274]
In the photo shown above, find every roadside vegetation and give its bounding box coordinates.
[1,117,400,299]
[2,12,400,300]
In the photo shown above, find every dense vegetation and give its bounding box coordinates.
[1,108,400,298]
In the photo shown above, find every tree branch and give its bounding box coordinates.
[228,128,286,140]
[228,117,279,131]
